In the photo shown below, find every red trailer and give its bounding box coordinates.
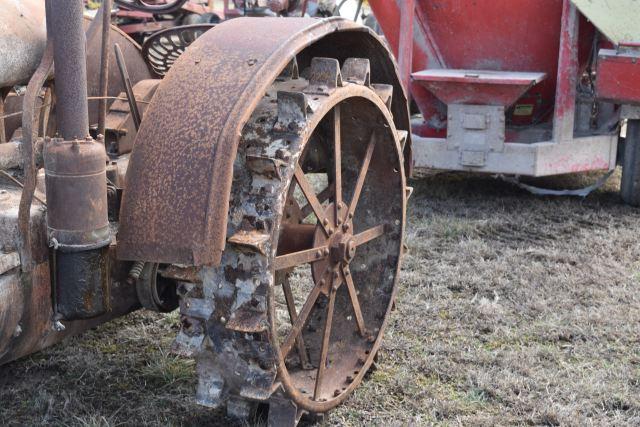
[369,0,640,204]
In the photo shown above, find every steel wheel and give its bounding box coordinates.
[174,56,406,421]
[273,97,404,414]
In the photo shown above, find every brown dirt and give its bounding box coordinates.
[1,170,639,426]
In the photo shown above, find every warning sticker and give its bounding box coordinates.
[513,104,534,116]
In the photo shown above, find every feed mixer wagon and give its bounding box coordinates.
[0,0,410,424]
[370,0,640,204]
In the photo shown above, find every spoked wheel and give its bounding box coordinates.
[175,56,406,423]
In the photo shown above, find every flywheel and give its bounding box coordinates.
[175,55,406,423]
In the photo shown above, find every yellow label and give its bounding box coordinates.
[514,104,534,116]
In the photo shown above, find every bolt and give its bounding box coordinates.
[346,375,354,383]
[323,218,329,226]
[342,223,350,232]
[348,212,354,219]
[319,279,325,286]
[333,271,339,279]
[327,227,334,235]
[334,389,341,397]
[345,269,350,276]
[316,250,323,258]
[52,320,65,332]
[323,248,329,256]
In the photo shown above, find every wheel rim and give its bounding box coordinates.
[271,90,405,412]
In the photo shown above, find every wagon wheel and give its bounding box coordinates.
[176,56,406,422]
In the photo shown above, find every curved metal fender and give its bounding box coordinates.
[117,17,410,266]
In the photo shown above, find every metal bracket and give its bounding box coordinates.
[245,153,286,180]
[397,130,408,150]
[621,104,640,120]
[277,57,299,81]
[275,90,309,133]
[341,57,371,86]
[227,229,271,255]
[267,396,301,427]
[371,83,393,109]
[305,57,343,95]
[447,104,505,167]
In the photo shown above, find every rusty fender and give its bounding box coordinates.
[117,17,410,266]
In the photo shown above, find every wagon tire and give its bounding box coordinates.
[621,120,640,206]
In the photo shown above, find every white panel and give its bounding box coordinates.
[572,0,640,44]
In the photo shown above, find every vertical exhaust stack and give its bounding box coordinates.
[44,0,111,320]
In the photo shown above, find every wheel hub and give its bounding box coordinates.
[338,237,357,264]
[329,234,356,265]
[312,202,358,295]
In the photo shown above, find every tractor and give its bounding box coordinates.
[0,0,409,424]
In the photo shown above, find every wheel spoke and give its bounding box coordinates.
[300,183,334,219]
[294,165,332,235]
[353,224,386,246]
[341,265,366,337]
[314,278,338,400]
[281,284,322,359]
[274,245,328,270]
[282,276,311,369]
[347,133,376,221]
[333,104,342,222]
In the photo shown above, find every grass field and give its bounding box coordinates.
[1,170,639,426]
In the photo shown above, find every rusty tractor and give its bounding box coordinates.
[0,0,410,424]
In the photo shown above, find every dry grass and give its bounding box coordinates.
[2,169,640,426]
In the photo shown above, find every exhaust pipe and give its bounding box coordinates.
[44,0,110,320]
